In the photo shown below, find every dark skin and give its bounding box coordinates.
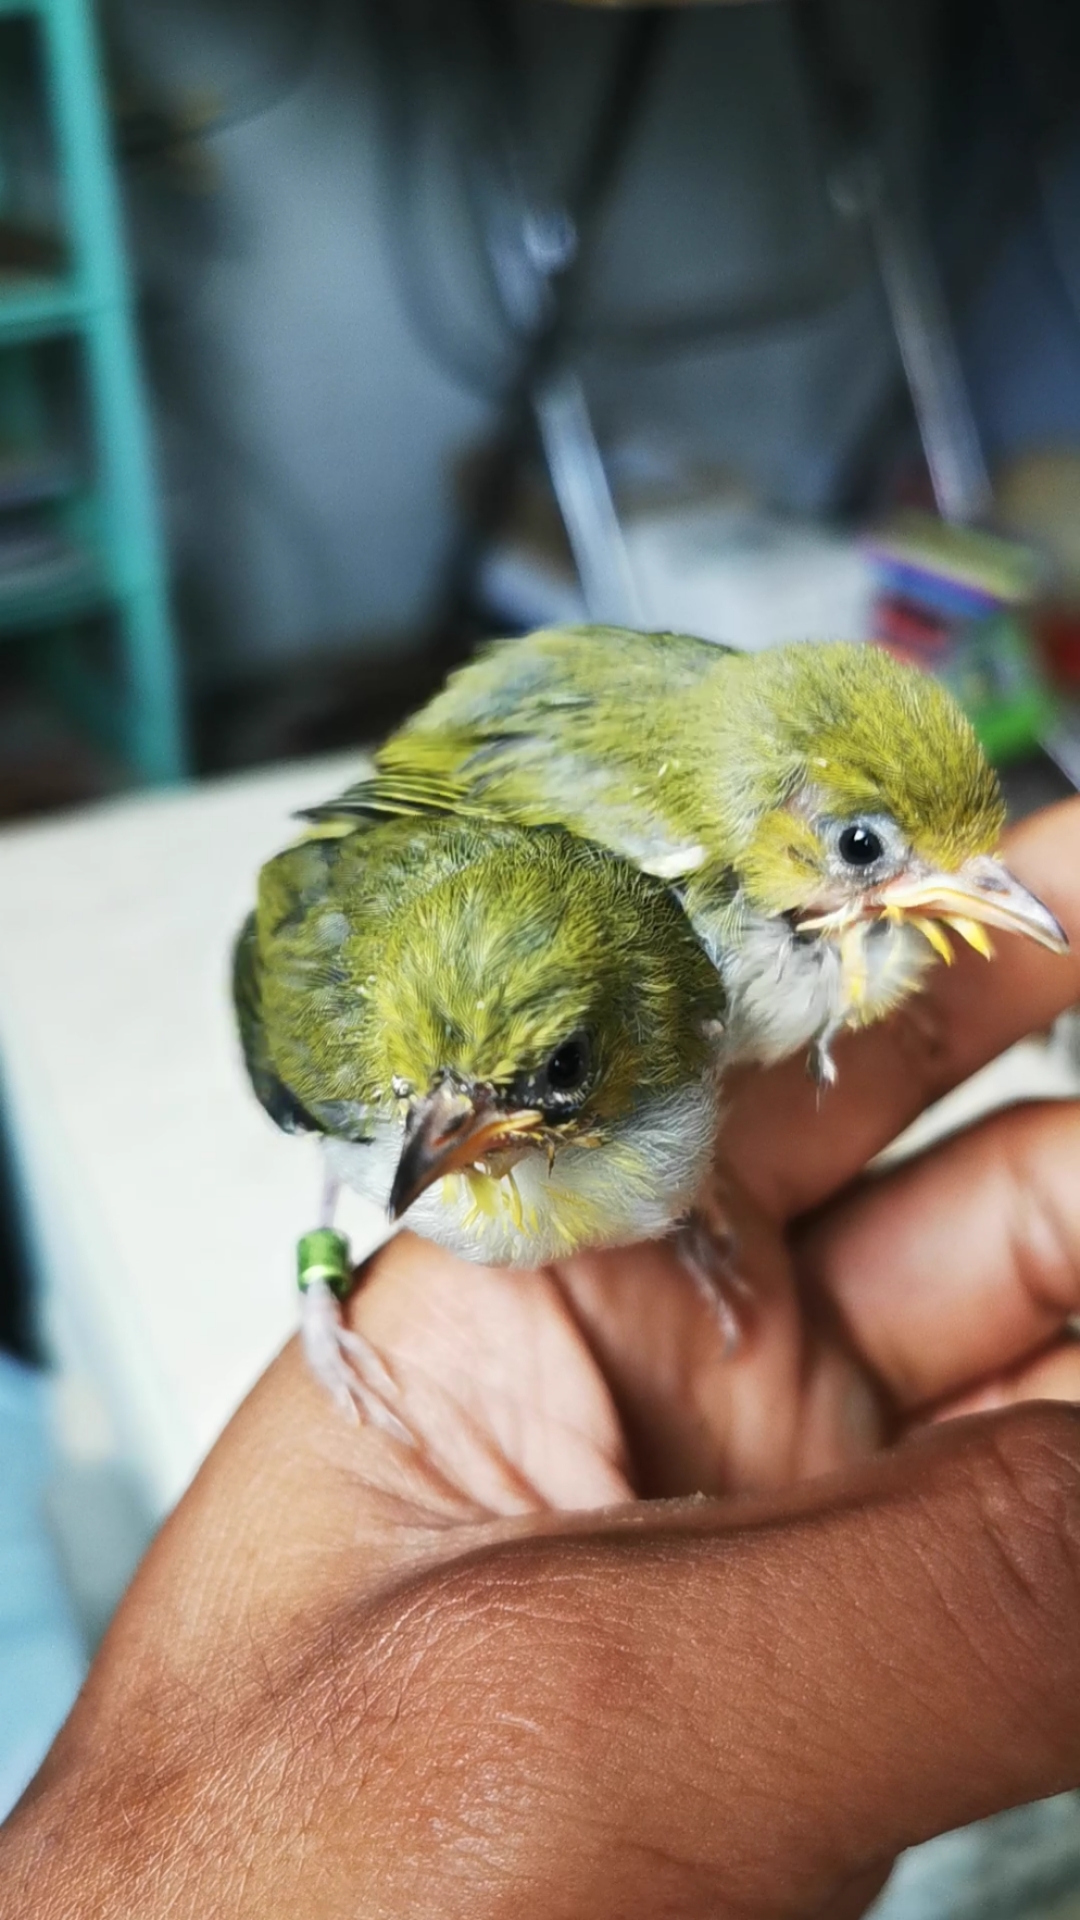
[7,800,1080,1919]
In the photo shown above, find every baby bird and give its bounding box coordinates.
[234,815,726,1417]
[304,630,1067,1084]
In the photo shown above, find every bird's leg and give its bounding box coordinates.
[318,1165,341,1229]
[297,1205,413,1445]
[674,1211,754,1355]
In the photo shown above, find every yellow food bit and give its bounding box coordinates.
[840,924,869,1009]
[947,916,994,959]
[911,916,955,965]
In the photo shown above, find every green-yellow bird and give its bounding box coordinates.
[305,629,1067,1084]
[234,815,727,1418]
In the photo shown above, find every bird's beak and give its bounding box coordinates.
[388,1080,545,1221]
[877,855,1069,956]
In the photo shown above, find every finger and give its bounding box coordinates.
[70,1227,638,1699]
[933,1336,1080,1422]
[798,1101,1080,1411]
[362,1216,835,1506]
[555,1190,815,1499]
[24,1411,1080,1918]
[410,1405,1080,1916]
[351,1231,634,1513]
[722,798,1080,1221]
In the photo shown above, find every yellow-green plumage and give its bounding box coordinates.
[703,641,1004,902]
[304,629,1035,1078]
[235,629,1066,1419]
[313,629,1003,900]
[236,815,726,1267]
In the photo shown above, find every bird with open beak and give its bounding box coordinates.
[304,631,1068,1085]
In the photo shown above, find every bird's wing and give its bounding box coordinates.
[302,626,727,882]
[231,912,320,1134]
[399,626,729,742]
[242,835,391,1143]
[299,758,476,826]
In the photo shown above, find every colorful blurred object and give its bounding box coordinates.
[864,512,1056,765]
[996,450,1080,600]
[1035,605,1080,692]
[996,450,1080,698]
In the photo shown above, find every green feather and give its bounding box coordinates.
[237,814,724,1146]
[302,626,731,879]
[304,628,1006,940]
[232,912,317,1134]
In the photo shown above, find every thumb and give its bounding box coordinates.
[13,1402,1080,1920]
[417,1404,1080,1917]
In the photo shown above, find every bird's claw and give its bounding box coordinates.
[300,1278,414,1445]
[675,1214,753,1355]
[808,1032,839,1091]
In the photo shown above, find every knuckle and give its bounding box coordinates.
[327,1543,643,1896]
[351,1541,621,1770]
[1008,1105,1080,1316]
[963,1404,1080,1624]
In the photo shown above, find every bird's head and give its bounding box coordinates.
[715,642,1066,960]
[368,825,722,1213]
[370,829,723,1221]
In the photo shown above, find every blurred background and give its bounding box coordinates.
[5,0,1080,1901]
[7,0,1080,803]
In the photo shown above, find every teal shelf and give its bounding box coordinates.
[0,276,90,345]
[0,483,108,632]
[0,0,186,781]
[0,554,105,633]
[0,522,105,633]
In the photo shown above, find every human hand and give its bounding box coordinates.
[7,800,1080,1919]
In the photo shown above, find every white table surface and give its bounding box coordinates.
[0,754,389,1521]
[1,760,1077,1532]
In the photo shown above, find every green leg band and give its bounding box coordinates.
[297,1227,353,1301]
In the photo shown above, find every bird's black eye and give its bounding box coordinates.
[510,1032,594,1119]
[837,823,885,868]
[543,1033,591,1096]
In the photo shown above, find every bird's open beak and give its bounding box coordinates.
[877,855,1068,956]
[388,1079,545,1221]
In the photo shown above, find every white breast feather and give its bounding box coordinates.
[323,1078,720,1268]
[719,912,935,1066]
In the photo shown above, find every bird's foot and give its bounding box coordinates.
[807,1027,841,1091]
[299,1276,414,1446]
[675,1213,754,1355]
